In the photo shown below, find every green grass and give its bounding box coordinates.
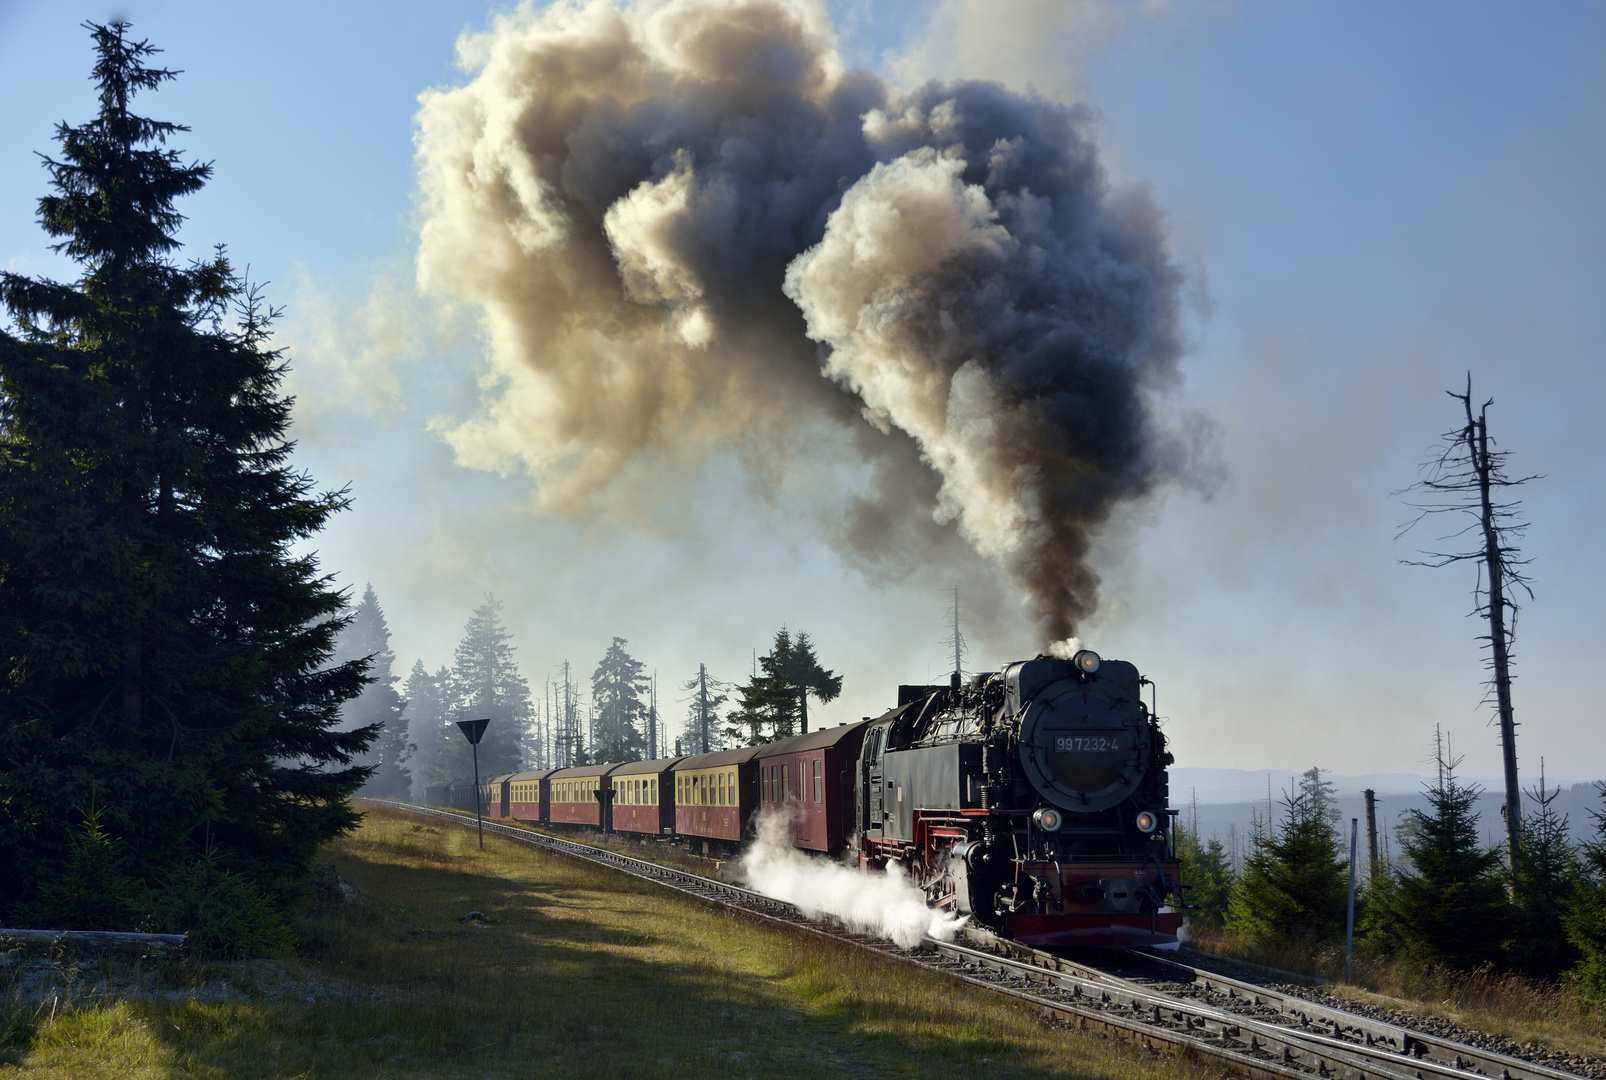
[1,805,1236,1079]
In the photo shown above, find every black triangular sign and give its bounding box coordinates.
[457,718,490,745]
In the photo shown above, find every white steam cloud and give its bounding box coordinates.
[738,811,966,949]
[413,0,1206,640]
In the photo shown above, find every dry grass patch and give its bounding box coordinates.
[2,805,1237,1079]
[1185,926,1606,1060]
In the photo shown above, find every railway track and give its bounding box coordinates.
[373,801,1588,1080]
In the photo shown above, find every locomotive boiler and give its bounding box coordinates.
[854,651,1183,948]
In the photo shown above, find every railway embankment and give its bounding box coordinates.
[0,802,1231,1079]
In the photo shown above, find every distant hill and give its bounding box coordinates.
[1170,771,1605,872]
[1170,768,1439,804]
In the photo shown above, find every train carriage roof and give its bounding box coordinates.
[610,757,683,777]
[671,745,765,771]
[507,769,558,782]
[751,717,874,759]
[483,773,516,785]
[547,762,626,780]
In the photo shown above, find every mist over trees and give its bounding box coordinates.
[680,664,728,756]
[401,661,454,796]
[590,638,648,762]
[0,24,370,947]
[448,596,532,776]
[401,598,532,786]
[330,585,410,798]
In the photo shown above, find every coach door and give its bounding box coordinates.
[864,724,888,835]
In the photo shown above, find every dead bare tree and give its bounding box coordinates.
[1398,375,1539,871]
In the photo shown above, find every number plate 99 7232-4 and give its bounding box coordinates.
[1053,736,1118,753]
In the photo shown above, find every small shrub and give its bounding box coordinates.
[15,798,148,931]
[150,846,294,959]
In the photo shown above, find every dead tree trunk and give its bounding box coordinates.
[1463,395,1523,866]
[1399,375,1537,872]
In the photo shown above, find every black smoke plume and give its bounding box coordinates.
[415,0,1198,642]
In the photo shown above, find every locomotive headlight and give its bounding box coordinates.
[1033,807,1064,833]
[1135,810,1159,834]
[1072,649,1101,675]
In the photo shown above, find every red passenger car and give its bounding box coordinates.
[480,774,515,819]
[754,721,871,853]
[609,757,681,837]
[671,746,762,853]
[547,763,623,829]
[506,769,554,823]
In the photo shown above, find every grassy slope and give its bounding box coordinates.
[2,806,1234,1079]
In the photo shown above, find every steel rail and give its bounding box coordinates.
[955,933,1582,1080]
[371,802,1583,1080]
[1119,948,1583,1080]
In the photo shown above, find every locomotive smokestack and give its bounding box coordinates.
[415,0,1208,641]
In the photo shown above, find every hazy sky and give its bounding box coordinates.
[2,0,1602,785]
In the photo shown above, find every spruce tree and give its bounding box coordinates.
[331,584,410,797]
[1562,782,1606,997]
[1363,743,1509,969]
[1225,769,1348,944]
[1507,771,1579,977]
[728,628,843,742]
[1175,824,1235,931]
[0,24,371,932]
[401,660,458,794]
[449,596,531,776]
[680,663,728,755]
[590,638,647,762]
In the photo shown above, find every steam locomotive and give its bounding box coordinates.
[428,650,1182,949]
[856,650,1183,948]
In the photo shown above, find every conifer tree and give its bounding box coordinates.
[1362,740,1509,969]
[1562,782,1606,997]
[591,638,647,762]
[680,663,728,755]
[402,660,458,794]
[728,628,842,742]
[1506,769,1579,977]
[449,597,532,776]
[1226,768,1348,944]
[331,584,410,798]
[1175,824,1235,931]
[0,24,371,932]
[772,629,842,735]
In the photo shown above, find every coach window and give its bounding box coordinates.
[813,759,823,804]
[781,765,790,803]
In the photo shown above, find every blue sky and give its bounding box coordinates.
[2,0,1602,787]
